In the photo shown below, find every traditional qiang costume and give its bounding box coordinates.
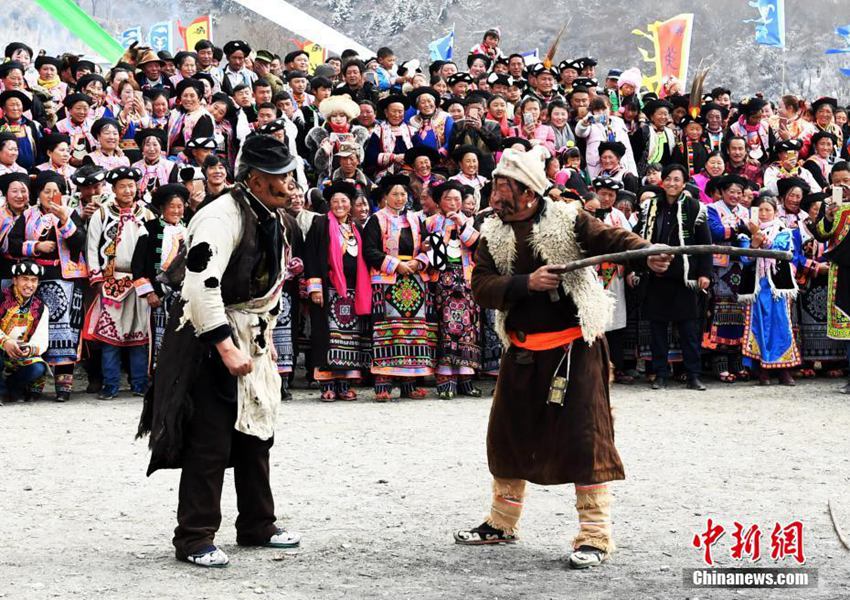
[54,93,96,153]
[728,99,775,165]
[811,97,844,160]
[305,96,370,176]
[34,56,67,105]
[813,200,850,389]
[365,95,416,181]
[591,177,633,378]
[130,184,188,371]
[700,103,728,153]
[0,173,28,261]
[704,175,751,379]
[84,167,154,398]
[34,132,75,193]
[449,145,489,205]
[7,171,87,401]
[671,116,710,179]
[305,181,371,401]
[86,118,131,174]
[738,218,800,372]
[454,148,652,570]
[634,100,676,176]
[763,141,821,197]
[362,176,437,399]
[404,145,444,208]
[802,131,837,190]
[0,262,49,402]
[166,79,215,158]
[424,180,481,399]
[793,193,846,367]
[270,209,304,399]
[407,87,455,154]
[0,90,42,171]
[132,128,174,198]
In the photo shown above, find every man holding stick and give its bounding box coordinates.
[453,147,673,568]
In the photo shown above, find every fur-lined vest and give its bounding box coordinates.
[479,199,614,346]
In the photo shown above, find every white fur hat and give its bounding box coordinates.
[318,95,361,120]
[492,146,550,196]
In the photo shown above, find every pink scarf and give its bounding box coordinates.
[327,214,372,315]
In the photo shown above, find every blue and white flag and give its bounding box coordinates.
[148,21,174,54]
[428,30,454,61]
[744,0,785,48]
[826,25,850,54]
[520,49,539,65]
[119,26,143,49]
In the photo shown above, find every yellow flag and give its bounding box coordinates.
[305,42,326,75]
[184,16,212,51]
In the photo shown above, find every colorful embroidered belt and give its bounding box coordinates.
[34,258,60,266]
[508,326,583,351]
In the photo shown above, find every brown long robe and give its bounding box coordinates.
[472,207,649,485]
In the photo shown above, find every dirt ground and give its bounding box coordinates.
[2,376,850,600]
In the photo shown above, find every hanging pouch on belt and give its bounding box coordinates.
[548,343,573,406]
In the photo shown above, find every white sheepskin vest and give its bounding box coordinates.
[480,199,615,347]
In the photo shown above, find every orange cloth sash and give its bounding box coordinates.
[508,326,583,351]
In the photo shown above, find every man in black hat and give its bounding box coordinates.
[69,164,107,221]
[527,67,564,108]
[138,134,302,568]
[577,56,598,78]
[220,40,256,96]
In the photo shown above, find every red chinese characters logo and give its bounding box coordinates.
[730,521,762,562]
[692,518,725,565]
[692,519,805,565]
[770,521,805,565]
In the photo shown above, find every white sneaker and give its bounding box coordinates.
[265,527,301,548]
[184,545,230,568]
[567,545,607,569]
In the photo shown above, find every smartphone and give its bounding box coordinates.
[523,112,535,126]
[750,206,759,222]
